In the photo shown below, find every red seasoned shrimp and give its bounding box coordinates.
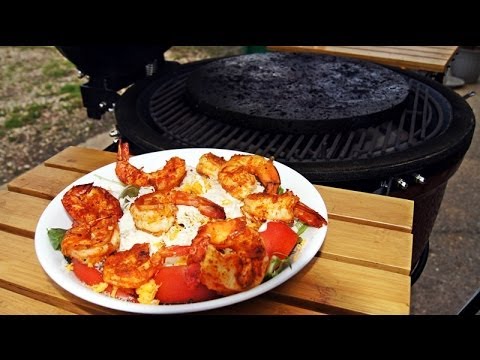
[196,219,268,295]
[156,218,269,296]
[115,141,186,192]
[61,216,120,266]
[242,190,327,228]
[62,183,123,224]
[217,154,280,200]
[196,152,226,179]
[129,190,226,235]
[103,243,157,289]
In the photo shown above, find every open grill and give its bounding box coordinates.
[112,52,475,280]
[148,68,449,162]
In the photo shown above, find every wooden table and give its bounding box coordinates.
[0,146,414,315]
[268,46,458,81]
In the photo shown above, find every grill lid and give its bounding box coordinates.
[186,53,409,133]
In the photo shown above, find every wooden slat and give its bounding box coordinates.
[272,257,410,315]
[311,46,446,71]
[0,190,50,238]
[0,228,409,315]
[267,46,455,72]
[0,231,121,314]
[320,218,412,275]
[205,297,324,315]
[270,45,450,66]
[0,231,323,315]
[316,185,413,233]
[342,46,456,61]
[380,46,458,57]
[44,146,116,173]
[2,149,413,276]
[0,187,412,275]
[8,164,84,200]
[0,288,75,315]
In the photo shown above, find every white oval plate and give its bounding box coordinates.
[35,148,328,314]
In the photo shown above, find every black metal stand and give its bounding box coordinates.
[410,242,429,285]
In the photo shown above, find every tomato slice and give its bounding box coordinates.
[154,263,217,304]
[259,221,299,259]
[72,259,138,302]
[72,259,103,285]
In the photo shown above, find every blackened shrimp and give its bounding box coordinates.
[62,183,123,224]
[196,152,226,179]
[217,154,280,200]
[115,141,186,192]
[61,217,120,266]
[129,190,226,235]
[242,190,327,228]
[157,218,269,296]
[103,243,157,289]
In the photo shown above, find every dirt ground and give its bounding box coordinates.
[0,46,243,186]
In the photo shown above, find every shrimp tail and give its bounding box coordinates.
[117,140,128,162]
[293,202,327,228]
[172,191,226,219]
[115,140,151,187]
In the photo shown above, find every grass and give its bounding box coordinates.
[0,47,240,135]
[42,60,75,79]
[58,82,83,113]
[59,83,81,98]
[0,46,245,185]
[3,103,48,129]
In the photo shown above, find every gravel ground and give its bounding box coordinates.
[0,46,243,186]
[0,47,116,185]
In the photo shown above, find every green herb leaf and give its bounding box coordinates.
[294,220,309,236]
[47,228,67,250]
[264,255,292,281]
[119,185,140,199]
[277,186,285,195]
[297,223,308,236]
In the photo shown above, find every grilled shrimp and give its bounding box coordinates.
[115,141,187,191]
[195,218,268,295]
[217,154,280,200]
[103,243,157,289]
[130,190,226,235]
[242,190,327,228]
[158,218,269,296]
[196,153,226,179]
[61,217,120,266]
[62,183,123,224]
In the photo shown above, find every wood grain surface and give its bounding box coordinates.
[0,147,414,315]
[268,46,458,73]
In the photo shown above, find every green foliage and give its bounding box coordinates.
[47,228,67,250]
[59,83,82,113]
[59,83,81,98]
[42,60,74,78]
[4,103,47,129]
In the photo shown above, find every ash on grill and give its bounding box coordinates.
[57,48,476,283]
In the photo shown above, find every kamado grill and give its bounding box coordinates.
[57,47,476,282]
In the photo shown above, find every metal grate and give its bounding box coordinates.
[148,64,451,163]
